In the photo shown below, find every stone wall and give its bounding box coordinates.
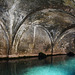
[0,0,75,58]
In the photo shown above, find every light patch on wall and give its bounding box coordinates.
[64,0,75,8]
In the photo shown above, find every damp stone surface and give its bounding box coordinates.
[0,0,75,58]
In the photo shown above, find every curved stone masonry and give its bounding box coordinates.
[0,0,75,58]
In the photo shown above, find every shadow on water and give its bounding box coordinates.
[0,55,75,75]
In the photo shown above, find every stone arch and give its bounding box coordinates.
[12,8,75,46]
[54,27,75,55]
[13,25,52,56]
[12,8,75,56]
[0,21,9,58]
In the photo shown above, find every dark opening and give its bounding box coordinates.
[67,52,74,56]
[38,52,47,59]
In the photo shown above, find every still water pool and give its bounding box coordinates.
[0,55,75,75]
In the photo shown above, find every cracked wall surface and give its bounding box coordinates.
[0,0,75,58]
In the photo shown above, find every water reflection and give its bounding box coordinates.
[0,55,75,75]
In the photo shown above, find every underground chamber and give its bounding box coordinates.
[0,0,75,58]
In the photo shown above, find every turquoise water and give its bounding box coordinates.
[25,57,75,75]
[0,55,75,75]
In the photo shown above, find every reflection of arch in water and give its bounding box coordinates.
[0,21,9,57]
[15,25,53,54]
